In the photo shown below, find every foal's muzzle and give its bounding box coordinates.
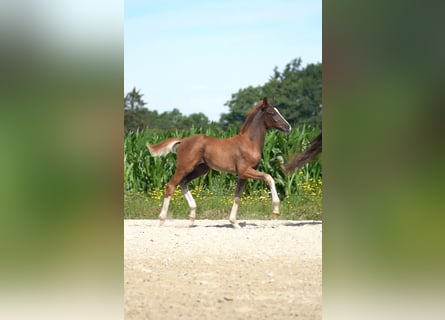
[281,123,292,133]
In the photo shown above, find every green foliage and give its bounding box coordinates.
[123,58,322,133]
[219,86,262,128]
[273,60,322,127]
[124,87,147,110]
[123,58,322,219]
[124,93,213,133]
[124,87,153,133]
[124,126,322,198]
[220,58,322,129]
[155,109,212,130]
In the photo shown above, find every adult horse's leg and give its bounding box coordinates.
[229,178,247,227]
[179,163,210,226]
[240,168,281,220]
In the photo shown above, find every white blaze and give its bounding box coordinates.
[274,107,291,131]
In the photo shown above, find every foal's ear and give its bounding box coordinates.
[262,97,268,105]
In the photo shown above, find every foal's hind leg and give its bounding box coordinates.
[179,163,210,226]
[229,178,247,227]
[240,168,281,220]
[159,168,190,225]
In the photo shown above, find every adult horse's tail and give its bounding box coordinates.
[147,138,182,156]
[282,133,322,174]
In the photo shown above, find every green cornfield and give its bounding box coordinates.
[124,125,322,220]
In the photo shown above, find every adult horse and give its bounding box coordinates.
[147,97,291,227]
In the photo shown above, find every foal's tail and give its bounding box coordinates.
[282,133,322,174]
[146,138,182,157]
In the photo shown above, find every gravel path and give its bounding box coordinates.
[124,219,322,320]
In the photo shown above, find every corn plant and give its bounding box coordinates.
[124,125,322,197]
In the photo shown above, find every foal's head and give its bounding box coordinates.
[258,97,291,133]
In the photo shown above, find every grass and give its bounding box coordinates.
[124,179,322,221]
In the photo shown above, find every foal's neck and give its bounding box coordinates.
[241,113,267,149]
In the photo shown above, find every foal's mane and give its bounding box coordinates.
[239,101,265,134]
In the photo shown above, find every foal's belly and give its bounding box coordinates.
[203,152,237,173]
[202,138,237,173]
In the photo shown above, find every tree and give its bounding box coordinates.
[123,58,323,133]
[124,87,147,110]
[219,86,262,128]
[178,113,211,129]
[157,108,183,129]
[124,87,150,132]
[123,86,213,131]
[270,60,322,127]
[124,108,150,133]
[220,58,322,128]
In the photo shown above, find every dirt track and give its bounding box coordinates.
[124,219,322,320]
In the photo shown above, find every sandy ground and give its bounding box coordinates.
[124,219,322,320]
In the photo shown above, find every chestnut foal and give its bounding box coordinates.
[147,97,291,227]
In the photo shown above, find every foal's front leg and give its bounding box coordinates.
[180,184,197,226]
[229,178,247,227]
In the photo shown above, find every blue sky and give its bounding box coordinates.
[125,0,321,121]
